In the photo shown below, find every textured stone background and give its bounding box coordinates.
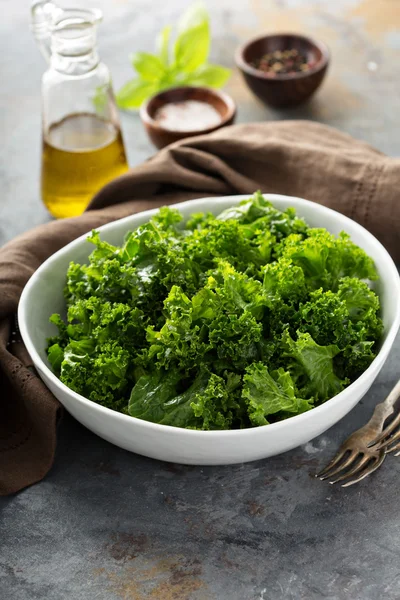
[1,1,400,599]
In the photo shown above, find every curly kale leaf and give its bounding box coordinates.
[128,368,241,430]
[146,261,265,373]
[60,339,130,409]
[276,229,378,290]
[217,191,308,239]
[298,278,382,380]
[243,363,312,426]
[283,331,346,402]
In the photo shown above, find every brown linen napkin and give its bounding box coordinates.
[1,120,399,495]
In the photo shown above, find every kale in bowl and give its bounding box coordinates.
[47,192,382,429]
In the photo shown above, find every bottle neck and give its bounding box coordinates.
[50,47,99,75]
[49,12,101,75]
[31,3,103,73]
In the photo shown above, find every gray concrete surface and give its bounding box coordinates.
[1,1,400,599]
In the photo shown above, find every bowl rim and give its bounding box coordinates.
[18,193,400,438]
[235,32,330,81]
[140,86,237,136]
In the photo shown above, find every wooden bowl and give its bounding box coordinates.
[140,86,236,149]
[235,33,330,108]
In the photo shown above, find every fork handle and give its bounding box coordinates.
[367,378,400,429]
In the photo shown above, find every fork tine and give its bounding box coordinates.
[318,450,358,481]
[373,427,400,451]
[384,439,400,454]
[369,412,400,448]
[329,454,370,484]
[341,453,386,488]
[316,449,347,478]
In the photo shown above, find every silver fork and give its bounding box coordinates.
[368,379,400,454]
[316,378,400,487]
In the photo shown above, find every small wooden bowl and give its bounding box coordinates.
[235,33,330,108]
[140,86,236,149]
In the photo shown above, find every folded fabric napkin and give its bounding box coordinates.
[1,120,399,495]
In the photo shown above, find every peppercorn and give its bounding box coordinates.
[251,48,313,75]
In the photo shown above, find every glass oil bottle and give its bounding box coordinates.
[31,1,129,218]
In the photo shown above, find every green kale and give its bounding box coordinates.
[276,228,378,291]
[128,368,239,430]
[47,192,382,429]
[283,331,346,402]
[243,363,313,426]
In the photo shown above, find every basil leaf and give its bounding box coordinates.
[130,52,166,82]
[174,2,210,72]
[116,78,160,109]
[116,3,231,109]
[185,63,231,88]
[173,20,210,72]
[157,25,172,65]
[177,1,209,33]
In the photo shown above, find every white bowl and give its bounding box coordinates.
[19,194,400,465]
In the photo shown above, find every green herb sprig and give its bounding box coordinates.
[116,2,231,110]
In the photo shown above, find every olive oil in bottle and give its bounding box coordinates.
[41,113,128,218]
